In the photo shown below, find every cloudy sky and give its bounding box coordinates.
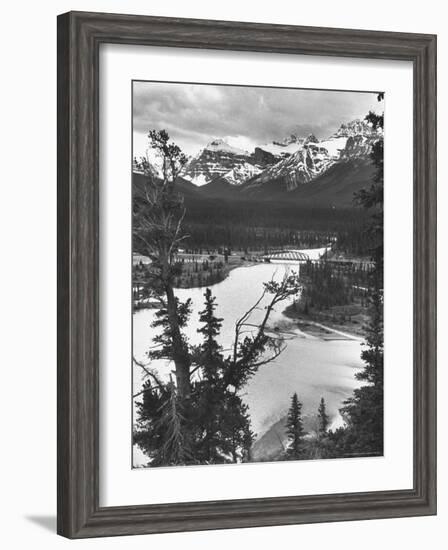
[133,81,382,157]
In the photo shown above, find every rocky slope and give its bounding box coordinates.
[242,119,381,194]
[254,133,305,162]
[181,139,260,186]
[136,119,381,200]
[245,140,336,193]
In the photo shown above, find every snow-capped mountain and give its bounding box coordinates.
[181,134,325,187]
[220,162,263,185]
[332,119,378,139]
[181,139,255,186]
[255,134,304,160]
[243,119,381,193]
[247,140,336,192]
[340,134,377,159]
[317,119,380,159]
[134,119,381,193]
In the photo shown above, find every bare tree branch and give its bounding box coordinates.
[133,356,164,388]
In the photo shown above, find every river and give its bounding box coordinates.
[132,248,364,465]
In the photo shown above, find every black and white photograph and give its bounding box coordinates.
[1,1,441,545]
[132,81,384,468]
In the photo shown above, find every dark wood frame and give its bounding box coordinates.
[57,10,437,539]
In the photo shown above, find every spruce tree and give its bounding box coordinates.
[285,393,306,460]
[317,397,329,435]
[197,288,223,380]
[148,297,192,362]
[134,378,193,466]
[339,285,383,456]
[194,288,226,462]
[194,289,257,464]
[133,129,190,398]
[333,95,384,458]
[133,130,301,467]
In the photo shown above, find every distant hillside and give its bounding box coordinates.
[132,169,369,251]
[196,177,238,199]
[133,172,199,200]
[139,118,381,197]
[238,157,374,208]
[290,158,375,208]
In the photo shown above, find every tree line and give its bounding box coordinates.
[133,130,302,465]
[297,260,373,312]
[133,172,369,254]
[282,94,384,460]
[133,100,384,465]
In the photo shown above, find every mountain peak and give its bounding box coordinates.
[332,119,375,138]
[179,116,381,189]
[305,133,319,144]
[273,133,303,147]
[207,138,227,147]
[182,139,252,186]
[204,139,248,155]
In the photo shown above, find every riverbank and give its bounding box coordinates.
[133,258,364,455]
[173,255,259,289]
[133,255,259,310]
[283,300,368,339]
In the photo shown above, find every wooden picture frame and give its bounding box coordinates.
[57,11,437,538]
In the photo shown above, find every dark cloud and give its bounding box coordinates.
[133,81,381,156]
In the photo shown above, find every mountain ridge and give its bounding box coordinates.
[134,118,381,207]
[179,118,380,190]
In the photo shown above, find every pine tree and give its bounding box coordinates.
[148,297,192,362]
[135,275,300,466]
[134,377,194,466]
[133,129,191,398]
[339,284,383,456]
[317,397,329,435]
[197,288,223,380]
[193,288,227,462]
[332,95,384,458]
[356,92,384,282]
[285,393,306,460]
[184,290,259,464]
[133,130,302,467]
[155,381,192,465]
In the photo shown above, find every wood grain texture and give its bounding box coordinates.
[57,11,437,539]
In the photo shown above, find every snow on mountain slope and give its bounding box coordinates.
[248,141,336,191]
[222,162,263,185]
[203,138,249,155]
[318,120,378,158]
[134,119,381,192]
[332,118,378,139]
[242,119,381,193]
[182,139,256,186]
[257,140,302,157]
[184,173,209,187]
[256,133,306,159]
[317,137,348,158]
